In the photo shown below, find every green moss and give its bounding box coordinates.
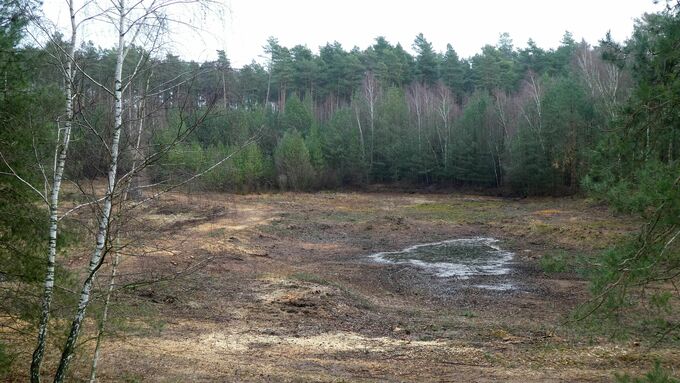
[290,272,332,286]
[539,251,569,273]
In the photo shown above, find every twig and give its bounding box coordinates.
[0,151,48,206]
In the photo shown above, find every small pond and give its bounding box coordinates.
[369,237,515,290]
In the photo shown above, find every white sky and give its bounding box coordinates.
[43,0,666,68]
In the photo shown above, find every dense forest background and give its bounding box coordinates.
[9,25,647,195]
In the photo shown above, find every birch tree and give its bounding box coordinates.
[575,40,622,120]
[518,72,545,152]
[406,82,426,151]
[88,66,153,382]
[29,2,77,380]
[434,82,457,169]
[54,0,221,378]
[362,71,378,171]
[52,2,132,378]
[19,1,224,381]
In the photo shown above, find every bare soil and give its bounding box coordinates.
[33,192,680,381]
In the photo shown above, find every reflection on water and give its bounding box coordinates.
[369,237,514,290]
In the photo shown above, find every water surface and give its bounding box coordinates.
[370,237,514,289]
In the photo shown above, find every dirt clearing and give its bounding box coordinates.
[57,192,679,382]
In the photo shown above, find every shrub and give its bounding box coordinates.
[615,362,679,383]
[274,129,315,190]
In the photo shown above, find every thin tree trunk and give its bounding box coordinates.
[530,75,544,152]
[265,65,272,108]
[89,68,151,383]
[352,102,364,154]
[646,126,650,161]
[222,70,227,109]
[30,2,76,380]
[365,73,376,174]
[280,83,286,112]
[87,250,117,383]
[669,136,673,164]
[369,101,374,173]
[53,2,126,381]
[128,72,151,201]
[416,106,422,150]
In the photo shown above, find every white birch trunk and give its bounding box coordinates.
[358,72,378,174]
[89,68,151,383]
[128,73,151,201]
[53,2,126,381]
[30,2,76,380]
[354,104,366,161]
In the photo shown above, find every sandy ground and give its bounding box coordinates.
[13,191,680,382]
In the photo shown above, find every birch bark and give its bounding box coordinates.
[30,1,76,380]
[53,2,126,381]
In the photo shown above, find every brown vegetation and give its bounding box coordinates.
[13,191,679,382]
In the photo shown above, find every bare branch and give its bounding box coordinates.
[0,151,49,206]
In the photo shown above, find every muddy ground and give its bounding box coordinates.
[29,192,680,381]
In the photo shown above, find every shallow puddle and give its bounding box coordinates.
[370,237,515,290]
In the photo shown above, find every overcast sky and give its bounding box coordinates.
[43,0,666,68]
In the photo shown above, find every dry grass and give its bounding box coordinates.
[6,191,677,382]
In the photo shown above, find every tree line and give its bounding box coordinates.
[155,31,618,195]
[22,28,629,195]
